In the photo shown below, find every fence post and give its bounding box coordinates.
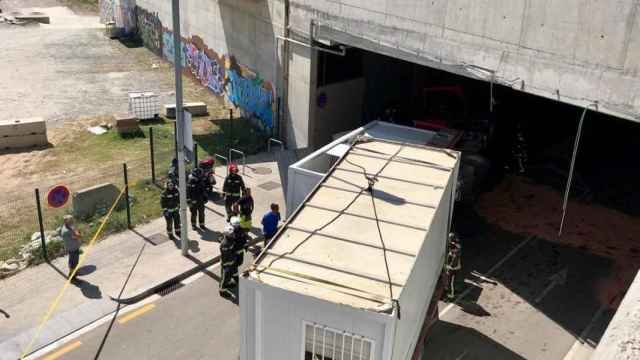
[228,108,234,153]
[173,121,178,160]
[194,141,199,165]
[149,127,156,185]
[34,188,48,262]
[123,163,132,229]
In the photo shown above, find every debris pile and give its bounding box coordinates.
[0,230,62,278]
[477,175,640,308]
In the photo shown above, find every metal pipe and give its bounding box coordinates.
[559,102,597,236]
[268,138,284,152]
[35,188,47,262]
[149,127,156,185]
[276,32,346,57]
[171,0,189,255]
[229,148,246,175]
[215,154,229,176]
[123,163,131,229]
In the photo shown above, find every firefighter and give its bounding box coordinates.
[160,180,181,238]
[219,223,237,299]
[444,233,462,301]
[223,163,246,221]
[231,216,249,285]
[198,158,217,197]
[187,167,207,230]
[236,187,254,233]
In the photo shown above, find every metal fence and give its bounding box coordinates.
[0,126,176,266]
[0,118,276,268]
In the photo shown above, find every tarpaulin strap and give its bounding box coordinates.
[254,265,390,305]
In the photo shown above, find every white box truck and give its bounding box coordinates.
[240,135,460,360]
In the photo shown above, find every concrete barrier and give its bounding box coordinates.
[0,118,48,149]
[72,183,126,219]
[165,102,208,118]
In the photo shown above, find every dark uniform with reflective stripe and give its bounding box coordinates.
[219,232,236,298]
[223,173,246,221]
[160,186,181,236]
[187,173,207,227]
[232,227,248,284]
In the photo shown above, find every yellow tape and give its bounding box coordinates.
[20,188,127,359]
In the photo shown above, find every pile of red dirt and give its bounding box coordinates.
[476,176,640,308]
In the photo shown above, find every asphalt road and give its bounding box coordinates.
[34,210,617,360]
[424,230,615,360]
[46,265,241,360]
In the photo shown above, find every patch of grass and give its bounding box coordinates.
[1,114,270,267]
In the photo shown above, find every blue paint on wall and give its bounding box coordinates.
[227,70,274,128]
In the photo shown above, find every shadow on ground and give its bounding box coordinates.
[424,320,526,360]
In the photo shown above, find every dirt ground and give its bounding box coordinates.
[477,175,640,308]
[0,0,230,200]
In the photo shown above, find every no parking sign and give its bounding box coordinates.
[47,185,70,208]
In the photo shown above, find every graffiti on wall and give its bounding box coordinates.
[155,23,275,128]
[182,36,226,96]
[162,30,186,67]
[99,0,115,23]
[136,6,162,56]
[115,0,137,35]
[227,69,274,129]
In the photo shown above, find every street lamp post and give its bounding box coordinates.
[171,0,189,256]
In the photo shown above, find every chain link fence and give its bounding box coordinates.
[0,125,177,272]
[0,118,271,274]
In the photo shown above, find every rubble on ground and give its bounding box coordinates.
[0,230,62,278]
[477,175,640,308]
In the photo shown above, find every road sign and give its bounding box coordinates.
[47,185,70,208]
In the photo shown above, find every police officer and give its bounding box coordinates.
[160,180,181,238]
[187,167,207,230]
[444,233,462,301]
[223,163,246,221]
[230,216,249,285]
[219,223,237,299]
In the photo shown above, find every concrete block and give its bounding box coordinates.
[0,118,46,137]
[0,134,48,149]
[72,183,126,220]
[164,102,208,118]
[14,14,50,24]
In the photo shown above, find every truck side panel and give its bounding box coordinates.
[391,162,457,360]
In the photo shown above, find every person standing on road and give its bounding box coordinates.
[444,233,462,301]
[236,188,254,233]
[223,163,245,221]
[219,223,237,300]
[187,167,207,230]
[161,180,181,238]
[261,203,281,247]
[230,216,249,285]
[59,215,81,281]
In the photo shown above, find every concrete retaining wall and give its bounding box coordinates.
[289,0,640,124]
[111,0,285,132]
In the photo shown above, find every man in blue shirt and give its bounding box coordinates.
[261,203,281,247]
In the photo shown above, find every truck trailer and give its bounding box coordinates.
[240,136,460,360]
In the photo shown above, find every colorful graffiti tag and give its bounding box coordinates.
[136,7,163,56]
[227,70,274,128]
[141,21,275,128]
[162,30,186,67]
[99,0,115,24]
[182,41,226,96]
